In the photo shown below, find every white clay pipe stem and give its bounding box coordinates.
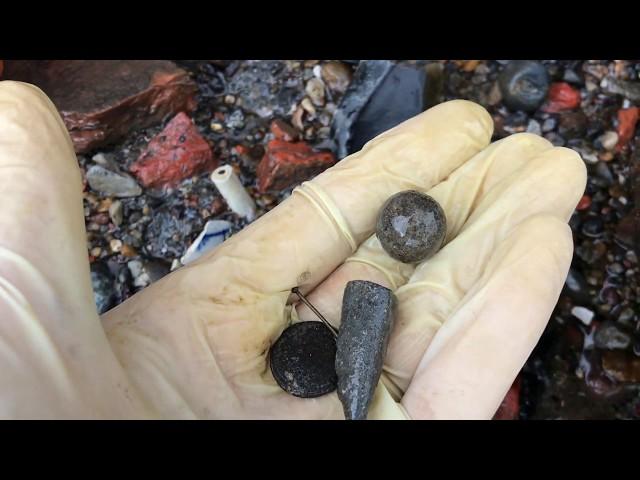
[210,164,257,221]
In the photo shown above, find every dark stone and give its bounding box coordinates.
[564,268,590,303]
[90,263,116,315]
[376,190,447,263]
[581,216,604,238]
[604,78,640,102]
[2,60,197,154]
[595,322,632,350]
[144,208,202,258]
[332,61,440,159]
[498,61,550,112]
[269,321,337,398]
[336,280,395,420]
[558,111,588,138]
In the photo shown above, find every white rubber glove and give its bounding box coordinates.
[0,80,586,419]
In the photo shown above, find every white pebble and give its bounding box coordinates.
[599,131,619,151]
[571,306,595,325]
[526,119,542,136]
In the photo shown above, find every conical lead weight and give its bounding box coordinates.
[336,280,396,420]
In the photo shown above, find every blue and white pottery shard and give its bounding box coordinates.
[180,220,233,265]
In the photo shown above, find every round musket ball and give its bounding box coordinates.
[376,190,447,263]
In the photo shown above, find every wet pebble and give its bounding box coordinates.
[598,131,619,151]
[376,190,447,263]
[564,268,590,302]
[595,322,632,350]
[581,217,605,238]
[305,78,326,106]
[558,111,588,137]
[542,117,557,133]
[526,119,542,136]
[498,60,550,112]
[571,305,595,325]
[109,200,123,226]
[321,61,352,93]
[90,263,116,314]
[86,165,142,198]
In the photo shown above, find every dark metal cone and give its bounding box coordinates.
[336,280,395,420]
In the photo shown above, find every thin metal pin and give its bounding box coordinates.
[292,287,339,337]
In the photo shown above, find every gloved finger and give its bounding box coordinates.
[296,133,554,326]
[180,100,492,300]
[383,147,586,396]
[0,81,147,418]
[401,215,573,419]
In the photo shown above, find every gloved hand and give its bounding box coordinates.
[0,80,586,419]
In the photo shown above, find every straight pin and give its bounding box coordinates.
[292,287,339,337]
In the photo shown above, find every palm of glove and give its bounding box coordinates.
[0,82,585,419]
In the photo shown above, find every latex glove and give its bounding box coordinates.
[0,80,586,419]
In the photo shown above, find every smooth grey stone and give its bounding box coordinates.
[594,322,632,350]
[498,61,550,112]
[86,165,142,197]
[376,190,447,263]
[336,280,395,420]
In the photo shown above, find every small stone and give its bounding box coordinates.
[270,119,300,142]
[571,305,595,325]
[109,239,123,253]
[336,280,396,420]
[292,105,305,131]
[376,190,447,264]
[601,351,640,383]
[487,81,503,106]
[170,259,181,271]
[256,139,336,192]
[604,78,640,102]
[526,119,542,136]
[131,112,217,189]
[618,307,636,325]
[542,117,557,132]
[305,78,325,106]
[270,321,337,398]
[542,82,581,113]
[562,69,583,85]
[90,247,102,257]
[210,122,224,132]
[581,216,604,238]
[558,111,587,137]
[108,200,123,226]
[615,107,639,152]
[564,268,589,302]
[321,61,352,93]
[598,131,619,151]
[224,94,236,105]
[576,195,592,211]
[86,165,142,198]
[91,263,116,314]
[595,322,632,350]
[97,198,113,213]
[120,244,137,258]
[301,97,316,115]
[498,60,550,112]
[226,109,245,130]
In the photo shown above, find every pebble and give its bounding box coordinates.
[336,280,395,420]
[301,97,316,115]
[270,321,337,398]
[86,165,142,198]
[595,322,632,350]
[526,119,542,136]
[564,268,589,301]
[110,239,123,253]
[598,131,619,151]
[90,263,116,314]
[498,61,550,112]
[226,109,245,130]
[108,200,123,226]
[571,306,595,325]
[618,307,636,325]
[376,190,447,263]
[542,117,557,133]
[321,61,353,93]
[601,351,640,382]
[581,217,604,238]
[558,111,587,137]
[305,78,326,106]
